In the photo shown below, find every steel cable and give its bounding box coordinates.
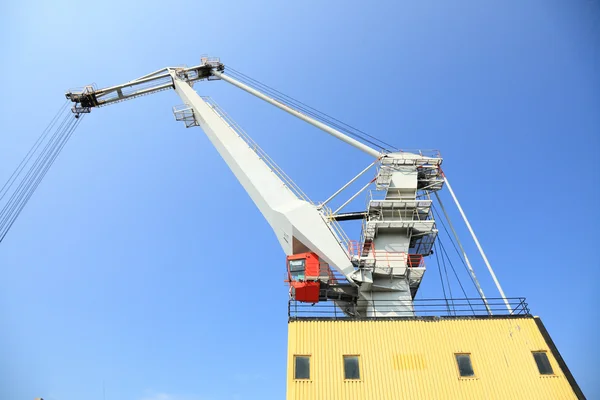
[433,241,451,315]
[432,204,481,294]
[224,66,396,152]
[225,69,390,151]
[436,240,455,314]
[438,239,477,314]
[0,105,83,244]
[0,101,69,202]
[225,66,397,149]
[0,116,83,242]
[0,112,73,227]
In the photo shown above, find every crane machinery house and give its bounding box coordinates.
[60,56,584,399]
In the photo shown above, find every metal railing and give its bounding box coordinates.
[400,149,442,158]
[288,297,530,320]
[347,241,425,269]
[385,149,442,160]
[320,205,353,256]
[366,192,433,221]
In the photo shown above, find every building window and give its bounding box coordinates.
[344,355,360,380]
[533,351,554,375]
[455,354,475,377]
[294,355,310,380]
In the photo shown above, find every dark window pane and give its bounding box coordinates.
[295,356,310,379]
[533,352,554,375]
[455,354,474,377]
[289,260,305,272]
[290,271,305,281]
[289,260,306,281]
[344,356,360,379]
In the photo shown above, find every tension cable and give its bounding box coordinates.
[0,103,84,244]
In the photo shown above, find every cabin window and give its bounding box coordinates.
[455,354,475,377]
[343,355,360,380]
[533,351,554,375]
[289,259,306,281]
[294,355,310,379]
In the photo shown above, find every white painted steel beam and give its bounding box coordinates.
[171,73,357,285]
[320,158,380,210]
[443,176,512,312]
[333,179,375,215]
[434,191,491,314]
[211,70,382,159]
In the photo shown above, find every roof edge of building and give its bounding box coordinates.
[289,314,535,322]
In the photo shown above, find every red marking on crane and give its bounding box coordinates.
[286,252,322,303]
[290,281,320,303]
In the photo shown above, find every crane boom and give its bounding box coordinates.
[65,60,371,286]
[170,70,358,286]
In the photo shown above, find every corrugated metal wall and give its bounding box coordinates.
[287,317,579,400]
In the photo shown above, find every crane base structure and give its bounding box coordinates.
[58,56,586,399]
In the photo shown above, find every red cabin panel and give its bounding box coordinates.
[286,252,321,303]
[291,281,320,303]
[286,252,320,281]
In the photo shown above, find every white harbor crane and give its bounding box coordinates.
[66,57,509,316]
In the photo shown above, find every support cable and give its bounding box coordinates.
[432,201,491,315]
[0,101,69,201]
[0,113,77,240]
[226,74,387,152]
[213,69,381,158]
[224,67,395,152]
[0,116,82,243]
[436,240,456,315]
[0,112,73,228]
[438,239,477,315]
[225,67,394,148]
[432,204,477,287]
[443,174,512,313]
[0,105,83,244]
[433,241,451,315]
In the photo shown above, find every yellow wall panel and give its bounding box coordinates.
[287,317,581,400]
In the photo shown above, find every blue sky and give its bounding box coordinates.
[1,1,599,399]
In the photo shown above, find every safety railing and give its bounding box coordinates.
[366,191,433,220]
[348,241,425,269]
[406,149,441,158]
[407,254,424,268]
[288,297,530,320]
[202,97,313,204]
[319,262,340,285]
[388,149,442,160]
[200,56,221,64]
[320,205,353,257]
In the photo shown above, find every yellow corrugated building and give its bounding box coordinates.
[287,316,584,399]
